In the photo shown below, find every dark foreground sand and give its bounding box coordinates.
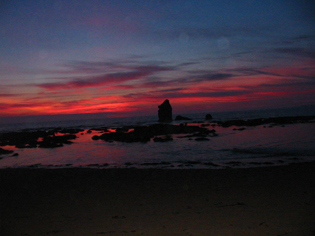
[1,163,314,236]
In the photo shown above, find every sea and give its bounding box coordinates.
[1,106,315,169]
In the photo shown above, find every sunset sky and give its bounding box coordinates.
[1,0,315,118]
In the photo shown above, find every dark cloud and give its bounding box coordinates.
[124,87,183,99]
[44,54,315,93]
[273,33,315,47]
[138,78,183,89]
[38,71,141,90]
[229,68,283,77]
[55,57,175,76]
[0,102,43,110]
[176,62,199,67]
[293,33,315,41]
[272,47,315,59]
[34,56,315,112]
[38,64,175,90]
[137,65,296,91]
[154,24,272,42]
[195,73,234,81]
[163,90,249,98]
[63,61,125,73]
[185,70,237,83]
[158,88,184,93]
[259,78,315,90]
[0,94,15,97]
[133,65,175,72]
[125,88,249,100]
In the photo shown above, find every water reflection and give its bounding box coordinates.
[0,123,315,168]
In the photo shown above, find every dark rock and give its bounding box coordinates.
[153,135,173,142]
[92,135,100,140]
[141,162,161,166]
[158,99,172,122]
[0,130,50,148]
[179,132,206,139]
[141,161,171,167]
[58,128,84,134]
[205,114,213,120]
[185,161,201,164]
[89,127,109,132]
[38,134,76,148]
[263,162,274,165]
[203,162,219,167]
[248,162,262,165]
[87,164,100,167]
[233,127,246,131]
[195,137,210,141]
[92,123,211,143]
[28,163,42,168]
[0,147,13,155]
[115,127,130,133]
[175,115,192,121]
[38,140,64,148]
[216,116,315,127]
[226,161,244,166]
[97,130,152,143]
[15,140,38,148]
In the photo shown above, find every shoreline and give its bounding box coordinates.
[1,162,314,236]
[1,115,315,169]
[1,159,315,170]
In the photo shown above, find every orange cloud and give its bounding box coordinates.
[1,57,315,118]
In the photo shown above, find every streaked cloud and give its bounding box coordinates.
[37,63,175,90]
[0,0,314,117]
[272,47,315,59]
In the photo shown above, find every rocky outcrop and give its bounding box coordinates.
[216,116,315,127]
[158,99,172,122]
[205,114,213,120]
[38,134,77,148]
[175,115,192,121]
[92,124,211,143]
[195,137,210,141]
[0,130,77,149]
[0,147,13,155]
[153,135,173,142]
[0,131,52,148]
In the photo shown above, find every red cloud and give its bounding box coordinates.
[2,58,315,117]
[38,71,147,90]
[37,65,174,91]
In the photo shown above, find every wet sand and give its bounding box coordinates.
[1,163,314,236]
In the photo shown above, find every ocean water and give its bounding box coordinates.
[1,107,315,169]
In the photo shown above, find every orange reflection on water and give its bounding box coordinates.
[1,122,314,168]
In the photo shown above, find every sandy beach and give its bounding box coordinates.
[1,163,314,236]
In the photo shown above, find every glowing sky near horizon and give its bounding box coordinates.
[1,0,315,117]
